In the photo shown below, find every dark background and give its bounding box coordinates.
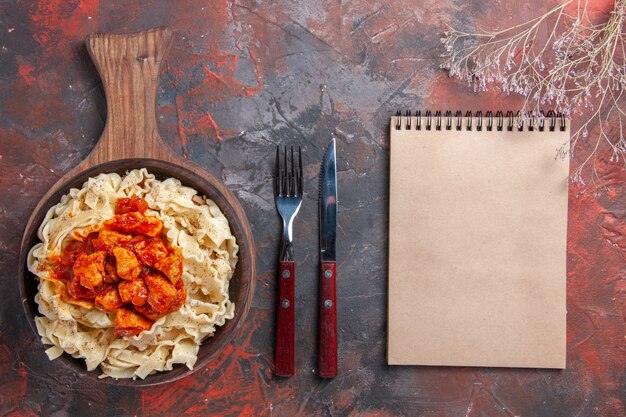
[1,1,624,416]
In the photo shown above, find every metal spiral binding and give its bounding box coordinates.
[394,110,566,132]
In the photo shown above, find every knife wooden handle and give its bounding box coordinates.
[275,260,295,376]
[318,261,337,377]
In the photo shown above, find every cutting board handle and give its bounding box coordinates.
[85,27,175,164]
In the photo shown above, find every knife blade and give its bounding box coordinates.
[318,137,337,378]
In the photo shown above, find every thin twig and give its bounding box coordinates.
[442,0,626,192]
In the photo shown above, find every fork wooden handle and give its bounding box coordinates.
[318,261,337,377]
[275,260,295,376]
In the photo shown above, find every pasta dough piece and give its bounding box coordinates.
[28,169,238,379]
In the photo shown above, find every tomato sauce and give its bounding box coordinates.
[49,196,186,337]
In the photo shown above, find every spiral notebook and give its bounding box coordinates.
[388,111,569,369]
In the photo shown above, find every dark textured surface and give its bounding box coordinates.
[0,1,624,416]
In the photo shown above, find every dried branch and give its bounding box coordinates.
[442,0,626,192]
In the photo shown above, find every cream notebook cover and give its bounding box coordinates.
[388,112,569,369]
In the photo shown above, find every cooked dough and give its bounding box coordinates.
[28,169,238,379]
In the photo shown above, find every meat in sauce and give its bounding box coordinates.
[49,195,186,337]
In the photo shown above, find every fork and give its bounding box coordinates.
[274,145,303,377]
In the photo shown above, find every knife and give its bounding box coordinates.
[318,137,337,378]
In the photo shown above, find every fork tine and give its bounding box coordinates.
[290,146,296,196]
[298,146,303,196]
[282,146,288,196]
[275,146,280,196]
[280,146,287,196]
[281,146,285,196]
